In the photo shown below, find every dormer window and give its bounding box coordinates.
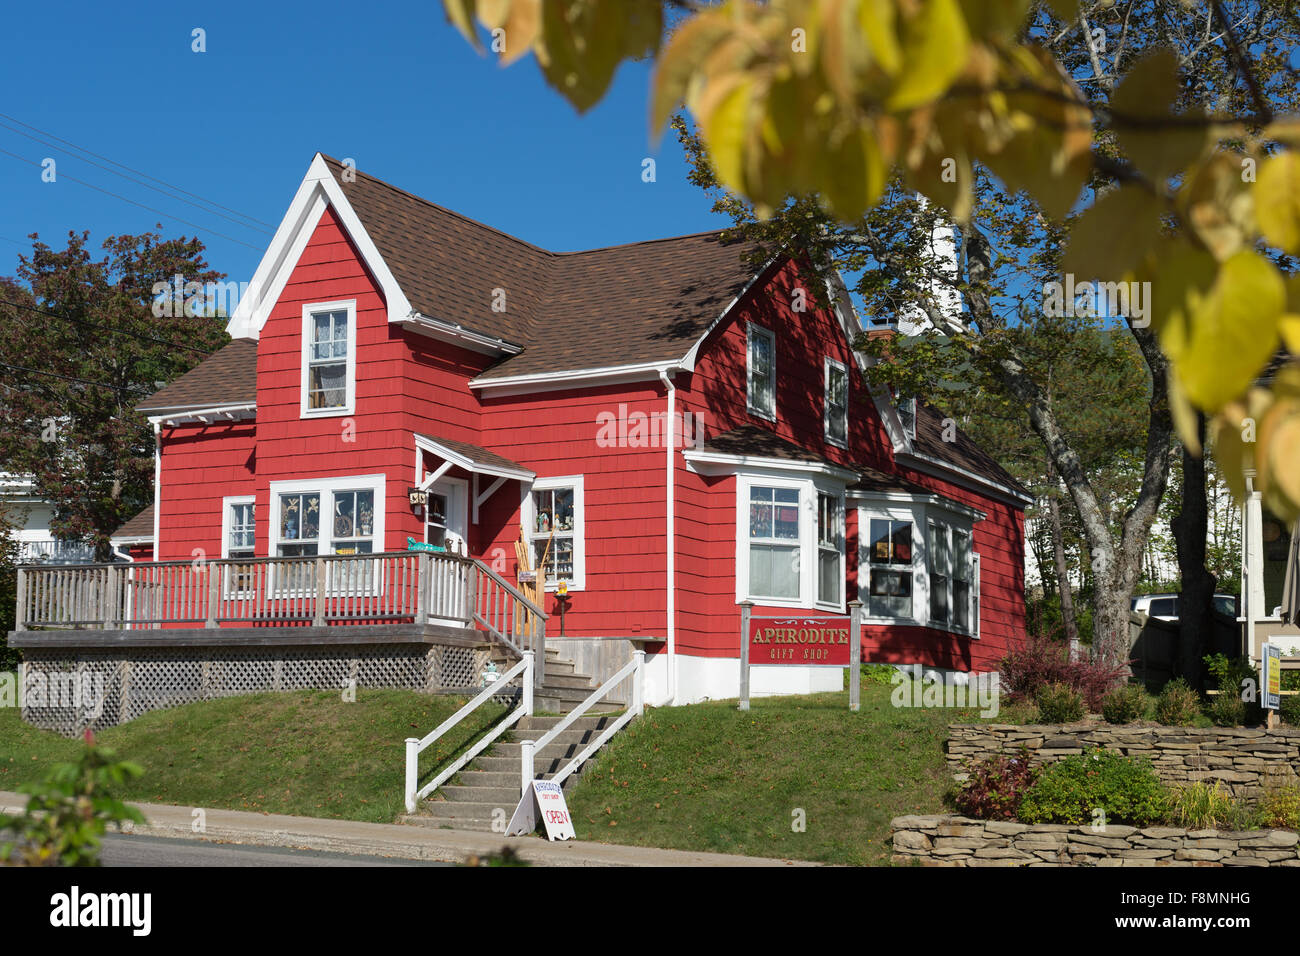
[747,323,775,420]
[301,300,356,416]
[898,396,916,441]
[824,357,848,447]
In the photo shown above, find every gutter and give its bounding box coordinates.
[659,369,677,706]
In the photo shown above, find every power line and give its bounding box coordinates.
[0,361,154,395]
[0,147,265,251]
[0,112,275,229]
[0,297,216,356]
[0,118,273,236]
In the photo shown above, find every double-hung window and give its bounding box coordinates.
[747,324,775,420]
[817,492,843,604]
[927,518,978,635]
[221,496,255,597]
[738,478,846,610]
[864,516,914,619]
[525,476,585,590]
[748,486,801,599]
[301,300,356,416]
[824,358,848,447]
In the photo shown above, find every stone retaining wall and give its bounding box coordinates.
[891,815,1300,866]
[948,724,1300,797]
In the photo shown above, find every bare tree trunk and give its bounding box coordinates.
[1173,413,1215,690]
[1046,459,1081,658]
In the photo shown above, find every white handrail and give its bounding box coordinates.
[404,652,533,813]
[520,650,644,792]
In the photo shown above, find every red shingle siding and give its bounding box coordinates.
[157,422,255,562]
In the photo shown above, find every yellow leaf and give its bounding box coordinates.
[885,0,971,112]
[820,125,886,220]
[1168,374,1201,456]
[1280,315,1300,354]
[1110,48,1206,184]
[500,0,543,65]
[1062,186,1164,284]
[1043,0,1080,21]
[858,0,901,77]
[698,74,757,195]
[649,11,734,139]
[957,0,1035,39]
[444,0,483,50]
[1136,237,1216,333]
[1166,249,1284,411]
[1256,150,1300,255]
[1179,150,1255,261]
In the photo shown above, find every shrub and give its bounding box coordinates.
[1207,691,1247,727]
[1281,694,1300,727]
[1164,781,1256,830]
[1257,781,1300,830]
[861,664,898,686]
[953,751,1038,821]
[1017,749,1169,826]
[1035,682,1085,723]
[1101,684,1148,724]
[0,733,144,866]
[999,629,1127,711]
[1154,678,1202,725]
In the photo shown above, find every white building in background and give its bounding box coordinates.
[0,472,97,564]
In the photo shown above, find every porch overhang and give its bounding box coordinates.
[413,432,535,523]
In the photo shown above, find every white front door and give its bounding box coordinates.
[425,478,470,625]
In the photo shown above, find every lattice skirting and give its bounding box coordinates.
[19,643,517,736]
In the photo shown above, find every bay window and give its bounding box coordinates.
[737,476,846,610]
[857,498,981,635]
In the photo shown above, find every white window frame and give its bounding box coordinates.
[824,356,848,448]
[522,475,586,592]
[746,322,776,422]
[300,299,357,418]
[816,490,845,606]
[220,495,256,599]
[268,474,386,594]
[856,498,980,636]
[735,473,846,612]
[221,495,256,560]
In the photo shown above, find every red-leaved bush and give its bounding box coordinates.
[999,628,1129,712]
[953,750,1038,821]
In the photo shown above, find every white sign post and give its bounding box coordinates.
[506,779,575,841]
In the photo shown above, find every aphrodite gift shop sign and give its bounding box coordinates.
[738,601,863,712]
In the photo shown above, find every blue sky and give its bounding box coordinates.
[0,0,725,287]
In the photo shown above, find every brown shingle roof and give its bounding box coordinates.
[320,155,761,380]
[416,433,533,477]
[136,339,257,413]
[112,503,154,541]
[698,425,859,472]
[911,403,1029,498]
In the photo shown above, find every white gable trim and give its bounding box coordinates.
[227,154,412,340]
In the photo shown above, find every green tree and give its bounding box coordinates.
[0,230,228,560]
[444,0,1299,666]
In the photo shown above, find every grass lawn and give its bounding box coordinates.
[0,680,504,824]
[564,677,1005,865]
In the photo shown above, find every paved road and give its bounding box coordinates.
[101,834,447,867]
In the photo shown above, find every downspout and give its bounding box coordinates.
[659,369,677,705]
[153,422,162,560]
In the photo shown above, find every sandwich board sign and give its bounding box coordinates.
[1262,642,1282,714]
[506,779,575,841]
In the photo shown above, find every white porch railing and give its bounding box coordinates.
[404,652,533,813]
[470,561,549,687]
[520,650,645,792]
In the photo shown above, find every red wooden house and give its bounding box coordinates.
[106,154,1029,705]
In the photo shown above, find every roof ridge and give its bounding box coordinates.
[319,153,740,258]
